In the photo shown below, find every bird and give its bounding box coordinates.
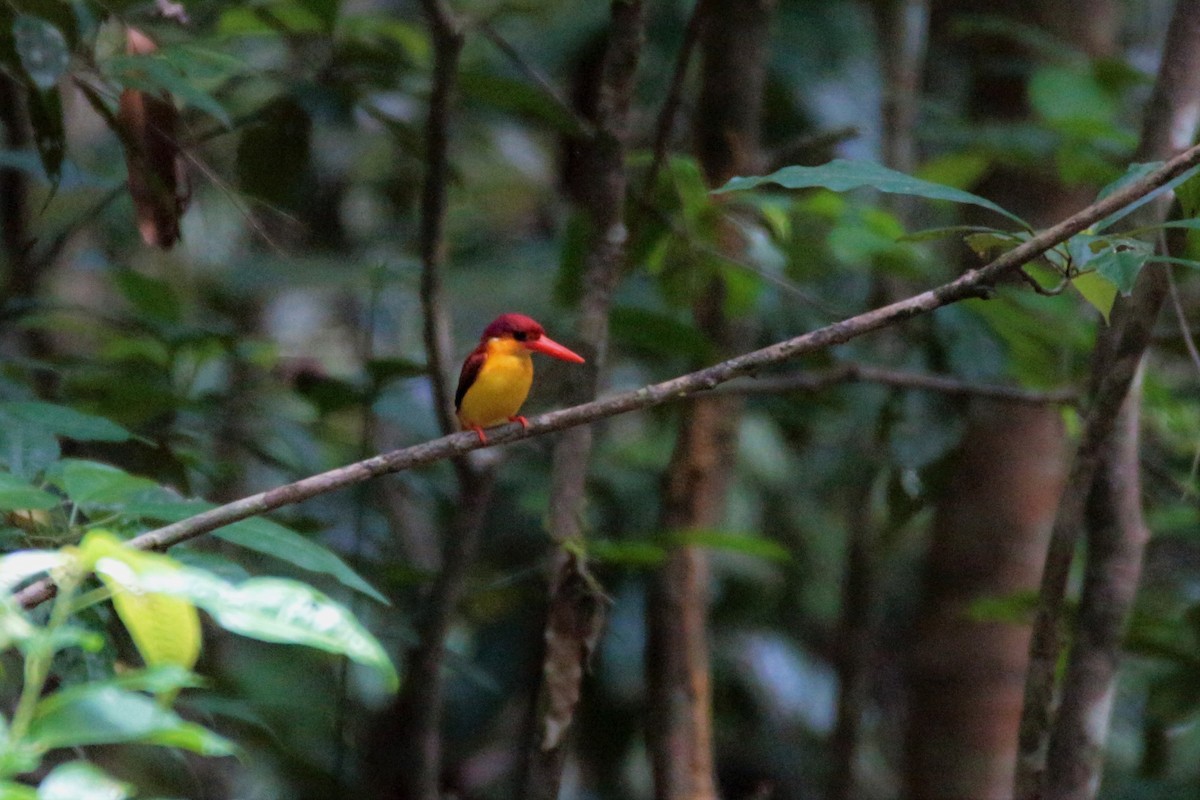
[455,313,585,444]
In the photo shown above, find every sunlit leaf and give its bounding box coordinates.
[37,761,131,800]
[119,499,388,604]
[93,554,397,689]
[0,550,67,593]
[716,159,1028,227]
[59,460,159,509]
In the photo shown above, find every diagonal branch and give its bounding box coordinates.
[14,140,1200,612]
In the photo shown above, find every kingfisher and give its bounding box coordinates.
[455,313,585,444]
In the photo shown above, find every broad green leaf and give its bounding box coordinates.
[60,461,158,509]
[1072,271,1118,323]
[104,55,231,128]
[29,683,235,755]
[670,530,790,562]
[121,500,388,604]
[0,402,132,443]
[94,557,397,689]
[85,533,202,673]
[37,761,131,800]
[365,357,427,386]
[0,550,68,593]
[112,269,182,323]
[0,782,37,800]
[13,16,70,91]
[716,159,1028,227]
[99,564,202,672]
[588,540,667,567]
[1029,65,1116,126]
[109,664,205,695]
[0,416,61,479]
[0,474,58,511]
[915,151,991,190]
[1093,241,1153,295]
[458,71,586,136]
[963,231,1024,261]
[610,307,713,363]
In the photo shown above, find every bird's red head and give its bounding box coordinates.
[479,313,585,363]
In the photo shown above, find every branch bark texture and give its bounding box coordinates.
[13,140,1200,612]
[647,4,773,799]
[1015,2,1200,797]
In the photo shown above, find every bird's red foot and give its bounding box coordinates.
[470,425,488,444]
[508,415,529,431]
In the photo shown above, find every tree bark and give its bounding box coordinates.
[646,3,774,800]
[906,403,1067,800]
[907,3,1114,798]
[1016,3,1200,797]
[521,3,644,798]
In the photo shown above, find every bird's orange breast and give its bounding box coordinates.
[456,338,534,428]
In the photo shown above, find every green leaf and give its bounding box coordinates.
[0,414,61,479]
[0,474,58,511]
[670,530,790,562]
[588,539,667,567]
[0,402,132,443]
[60,461,159,509]
[610,307,713,363]
[24,86,65,184]
[0,782,37,800]
[715,159,1028,227]
[37,761,131,800]
[1071,271,1118,323]
[104,55,231,127]
[112,269,182,323]
[13,16,70,91]
[1029,65,1116,127]
[121,499,388,604]
[458,70,585,136]
[29,684,235,754]
[365,357,427,386]
[102,563,398,690]
[1092,240,1153,295]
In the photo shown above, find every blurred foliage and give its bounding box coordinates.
[0,1,1198,799]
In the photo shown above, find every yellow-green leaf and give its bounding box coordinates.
[1072,271,1118,323]
[83,531,201,672]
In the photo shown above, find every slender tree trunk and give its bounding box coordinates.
[521,4,644,799]
[906,402,1067,800]
[1016,4,1200,797]
[645,3,774,799]
[906,2,1115,797]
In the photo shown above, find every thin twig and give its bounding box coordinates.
[1167,266,1200,376]
[643,0,710,195]
[479,22,593,138]
[14,139,1200,612]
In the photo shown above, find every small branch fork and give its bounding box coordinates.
[14,140,1200,611]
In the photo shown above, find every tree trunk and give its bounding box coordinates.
[906,2,1114,797]
[645,3,774,799]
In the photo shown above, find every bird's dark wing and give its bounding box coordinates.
[454,343,488,411]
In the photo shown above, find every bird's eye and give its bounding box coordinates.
[513,331,528,342]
